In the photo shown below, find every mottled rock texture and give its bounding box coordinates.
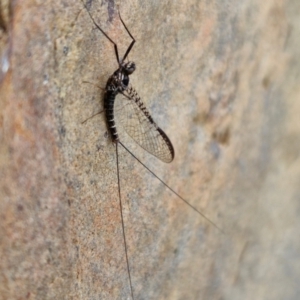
[0,0,299,299]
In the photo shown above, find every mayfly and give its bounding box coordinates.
[81,2,223,299]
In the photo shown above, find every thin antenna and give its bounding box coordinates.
[119,141,225,234]
[116,143,135,300]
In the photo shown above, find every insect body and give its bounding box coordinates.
[105,64,175,162]
[81,2,223,299]
[104,61,136,142]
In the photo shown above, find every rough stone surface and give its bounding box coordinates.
[0,0,299,299]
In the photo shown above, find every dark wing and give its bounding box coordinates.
[115,85,174,163]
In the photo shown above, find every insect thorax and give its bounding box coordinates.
[106,61,136,93]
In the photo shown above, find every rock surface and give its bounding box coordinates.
[0,0,300,299]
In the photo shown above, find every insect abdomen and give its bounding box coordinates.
[104,90,119,142]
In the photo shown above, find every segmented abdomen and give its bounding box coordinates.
[104,90,119,142]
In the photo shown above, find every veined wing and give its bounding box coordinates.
[115,85,174,163]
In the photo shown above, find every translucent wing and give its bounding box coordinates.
[115,85,174,163]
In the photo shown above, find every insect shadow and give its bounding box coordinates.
[80,1,224,299]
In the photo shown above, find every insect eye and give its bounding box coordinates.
[122,76,129,86]
[125,62,136,75]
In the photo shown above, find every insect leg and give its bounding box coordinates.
[81,110,104,124]
[83,80,105,91]
[81,0,120,64]
[118,11,136,62]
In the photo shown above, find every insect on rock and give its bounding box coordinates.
[80,1,223,299]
